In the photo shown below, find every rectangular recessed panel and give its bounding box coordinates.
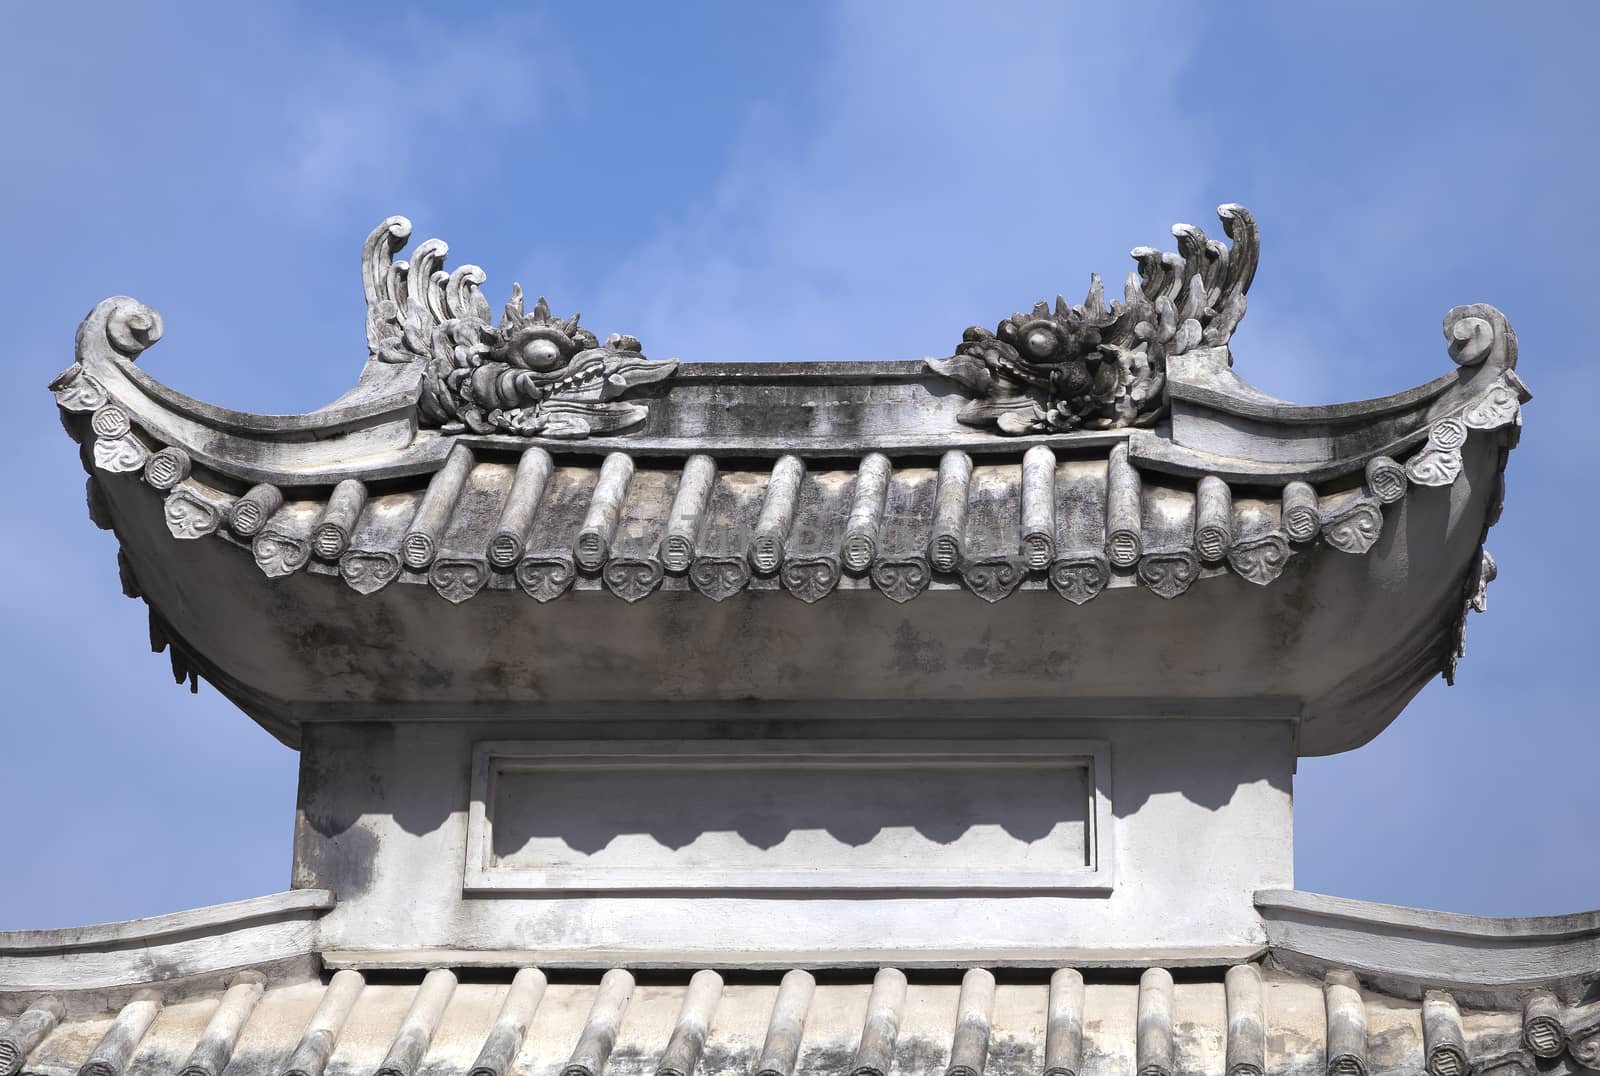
[465,740,1112,892]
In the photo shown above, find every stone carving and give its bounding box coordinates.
[93,433,149,474]
[576,454,634,569]
[104,298,165,357]
[661,455,717,572]
[871,556,930,603]
[1463,379,1522,431]
[1227,533,1291,587]
[1281,482,1320,543]
[1323,971,1368,1076]
[961,557,1024,603]
[312,480,365,561]
[1320,501,1383,555]
[144,447,193,491]
[164,488,223,540]
[928,451,972,571]
[253,532,310,579]
[1568,1011,1600,1069]
[930,205,1257,434]
[90,403,132,441]
[602,557,663,603]
[430,557,489,604]
[362,218,677,439]
[49,364,108,412]
[1405,445,1462,487]
[230,485,283,537]
[1050,553,1110,605]
[1138,550,1200,599]
[1406,420,1467,487]
[340,551,401,595]
[753,456,806,574]
[689,555,750,602]
[1224,966,1265,1076]
[781,556,841,603]
[1364,457,1407,504]
[1429,418,1469,452]
[1468,550,1497,615]
[515,555,576,602]
[1194,477,1233,563]
[1522,992,1566,1058]
[1105,444,1143,567]
[1445,549,1497,685]
[51,215,1529,622]
[843,454,893,572]
[1421,991,1467,1076]
[1443,303,1516,369]
[1473,1051,1533,1076]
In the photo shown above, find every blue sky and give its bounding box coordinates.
[2,2,1594,929]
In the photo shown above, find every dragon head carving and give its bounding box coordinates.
[931,204,1258,435]
[362,217,678,440]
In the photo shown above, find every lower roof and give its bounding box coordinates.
[5,961,1598,1076]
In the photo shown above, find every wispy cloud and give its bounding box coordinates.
[579,1,1214,363]
[264,11,575,218]
[2,0,1597,926]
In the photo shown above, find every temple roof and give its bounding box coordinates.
[49,207,1527,753]
[5,962,1598,1076]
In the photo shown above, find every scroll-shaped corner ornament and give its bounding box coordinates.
[929,204,1257,435]
[361,217,678,440]
[1442,303,1516,370]
[1462,378,1523,431]
[68,296,166,368]
[50,364,108,412]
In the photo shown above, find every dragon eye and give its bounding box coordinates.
[1024,326,1058,358]
[520,338,563,370]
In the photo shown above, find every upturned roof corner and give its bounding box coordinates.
[48,206,1528,752]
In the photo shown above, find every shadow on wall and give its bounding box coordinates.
[489,760,1084,855]
[295,720,1291,876]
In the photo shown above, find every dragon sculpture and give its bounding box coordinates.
[930,204,1258,434]
[361,217,677,439]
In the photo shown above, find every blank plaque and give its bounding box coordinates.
[465,739,1113,892]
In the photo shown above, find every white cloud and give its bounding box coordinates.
[264,12,575,219]
[579,0,1216,363]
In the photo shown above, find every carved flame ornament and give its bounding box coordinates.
[362,217,678,439]
[930,204,1258,434]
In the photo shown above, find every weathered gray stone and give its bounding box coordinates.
[21,205,1584,1076]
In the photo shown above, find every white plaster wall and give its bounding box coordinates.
[294,718,1294,961]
